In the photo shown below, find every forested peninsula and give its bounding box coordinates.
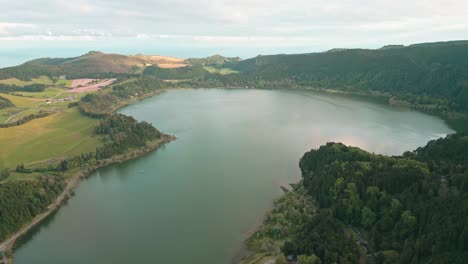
[243,133,468,264]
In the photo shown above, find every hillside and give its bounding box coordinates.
[228,41,468,112]
[0,52,188,80]
[248,133,468,264]
[1,41,468,114]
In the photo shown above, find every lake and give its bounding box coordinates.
[13,89,454,263]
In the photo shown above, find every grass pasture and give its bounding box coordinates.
[0,93,44,108]
[0,93,45,122]
[0,107,101,169]
[203,66,239,74]
[0,76,53,86]
[55,79,73,87]
[14,87,64,99]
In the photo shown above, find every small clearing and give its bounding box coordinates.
[69,79,116,93]
[70,79,96,88]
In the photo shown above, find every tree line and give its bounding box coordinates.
[0,83,46,93]
[79,77,163,117]
[0,95,14,109]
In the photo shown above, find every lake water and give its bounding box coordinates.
[13,89,454,264]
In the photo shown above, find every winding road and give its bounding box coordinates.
[4,92,63,123]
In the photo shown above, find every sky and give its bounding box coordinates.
[1,0,468,66]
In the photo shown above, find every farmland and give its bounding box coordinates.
[0,76,54,86]
[0,107,101,170]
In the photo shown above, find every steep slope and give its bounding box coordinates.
[225,41,468,112]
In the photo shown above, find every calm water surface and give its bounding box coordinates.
[14,89,454,264]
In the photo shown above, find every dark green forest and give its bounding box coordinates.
[143,64,209,79]
[95,114,161,159]
[270,133,468,263]
[155,41,468,114]
[79,77,163,117]
[0,83,46,93]
[0,178,65,241]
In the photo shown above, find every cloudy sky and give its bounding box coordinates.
[1,0,468,65]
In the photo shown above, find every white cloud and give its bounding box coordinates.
[0,35,99,41]
[0,22,37,36]
[0,0,467,51]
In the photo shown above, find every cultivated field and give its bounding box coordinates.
[69,78,116,93]
[0,107,101,169]
[70,78,95,88]
[0,93,43,108]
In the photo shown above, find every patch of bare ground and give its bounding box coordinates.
[132,55,189,68]
[68,79,116,93]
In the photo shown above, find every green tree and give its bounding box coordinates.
[361,207,376,228]
[0,168,10,180]
[275,254,288,264]
[298,254,318,264]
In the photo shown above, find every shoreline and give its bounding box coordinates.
[0,134,175,264]
[0,84,176,264]
[1,87,463,264]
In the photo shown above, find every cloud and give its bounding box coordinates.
[0,35,99,41]
[0,22,37,36]
[0,0,467,51]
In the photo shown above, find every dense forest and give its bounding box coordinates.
[79,77,163,117]
[0,83,46,93]
[0,178,65,241]
[143,64,210,79]
[153,41,468,114]
[255,133,467,264]
[95,114,161,159]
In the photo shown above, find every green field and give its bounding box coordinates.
[55,79,73,87]
[0,76,54,86]
[14,87,65,98]
[0,93,45,122]
[0,107,101,169]
[203,66,239,74]
[0,93,44,108]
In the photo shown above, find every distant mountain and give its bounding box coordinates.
[187,54,241,66]
[0,51,188,80]
[225,41,468,113]
[1,41,467,113]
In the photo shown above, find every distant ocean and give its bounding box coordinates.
[0,42,321,68]
[0,48,94,68]
[0,46,243,68]
[0,45,239,68]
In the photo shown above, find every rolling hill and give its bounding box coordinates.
[1,41,468,113]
